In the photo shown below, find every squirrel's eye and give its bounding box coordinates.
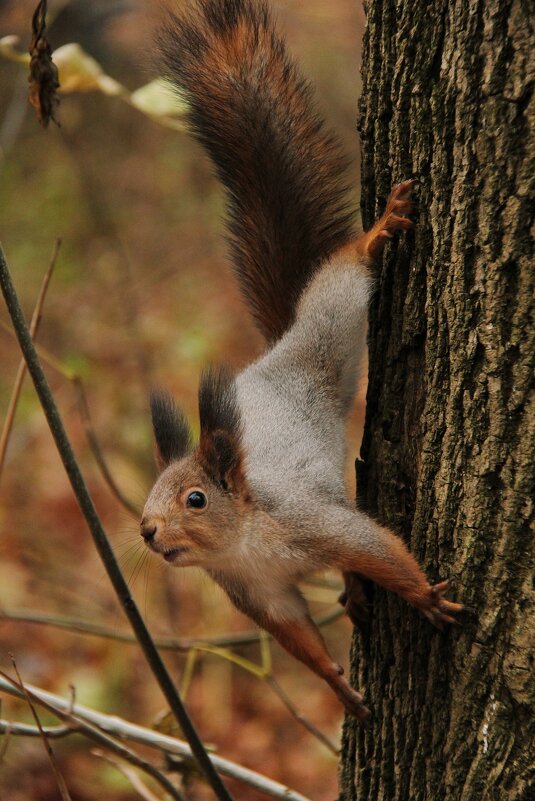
[186,490,207,509]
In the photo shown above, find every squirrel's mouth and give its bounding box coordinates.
[162,546,189,563]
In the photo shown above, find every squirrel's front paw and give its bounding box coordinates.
[422,579,465,629]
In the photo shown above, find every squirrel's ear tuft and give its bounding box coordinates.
[198,366,247,496]
[198,365,240,439]
[150,390,192,470]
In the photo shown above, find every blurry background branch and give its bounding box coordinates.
[0,313,140,516]
[0,606,344,650]
[8,657,72,801]
[0,238,60,484]
[0,34,188,132]
[0,667,186,801]
[0,675,313,801]
[0,243,234,800]
[0,605,341,755]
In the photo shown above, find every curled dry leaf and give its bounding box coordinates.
[28,0,60,127]
[52,43,125,96]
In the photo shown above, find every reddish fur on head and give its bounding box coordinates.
[141,453,249,567]
[142,366,251,567]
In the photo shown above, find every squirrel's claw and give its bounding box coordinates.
[326,662,370,720]
[357,179,417,261]
[423,579,466,628]
[334,682,371,720]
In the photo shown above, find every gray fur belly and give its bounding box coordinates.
[236,370,347,506]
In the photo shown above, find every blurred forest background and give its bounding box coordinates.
[0,1,365,799]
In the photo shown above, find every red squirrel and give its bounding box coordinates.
[141,0,464,720]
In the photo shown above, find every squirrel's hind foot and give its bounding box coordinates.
[422,579,466,629]
[356,178,416,261]
[331,674,371,721]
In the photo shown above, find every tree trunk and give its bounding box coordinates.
[339,1,533,800]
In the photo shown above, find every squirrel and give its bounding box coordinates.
[140,0,464,720]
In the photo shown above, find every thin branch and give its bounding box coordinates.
[0,670,185,801]
[0,676,313,801]
[265,676,339,756]
[0,238,60,482]
[0,318,76,378]
[92,749,164,801]
[259,629,272,675]
[73,376,140,518]
[0,314,142,518]
[0,245,233,801]
[181,642,339,755]
[0,720,12,762]
[0,606,344,650]
[0,606,343,753]
[9,658,72,801]
[0,719,72,738]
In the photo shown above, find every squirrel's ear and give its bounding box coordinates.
[198,367,248,497]
[150,390,192,470]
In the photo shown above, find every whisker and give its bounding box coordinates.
[122,544,145,576]
[115,540,143,559]
[114,539,143,556]
[129,549,149,591]
[143,557,153,621]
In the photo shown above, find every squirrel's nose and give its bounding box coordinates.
[140,522,157,542]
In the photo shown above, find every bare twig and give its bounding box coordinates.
[0,318,75,377]
[73,376,140,517]
[0,606,344,650]
[92,749,164,801]
[0,670,185,801]
[0,315,142,517]
[0,238,60,482]
[9,657,72,801]
[0,719,72,738]
[0,676,313,801]
[0,245,234,801]
[266,676,338,755]
[0,719,12,762]
[0,606,343,751]
[180,641,340,755]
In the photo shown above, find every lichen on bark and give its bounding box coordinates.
[339,1,534,799]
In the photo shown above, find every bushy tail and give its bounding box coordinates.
[158,0,355,342]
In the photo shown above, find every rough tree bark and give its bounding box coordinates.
[339,2,533,800]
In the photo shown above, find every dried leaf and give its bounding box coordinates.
[130,79,188,118]
[53,43,125,96]
[0,36,29,64]
[28,0,60,127]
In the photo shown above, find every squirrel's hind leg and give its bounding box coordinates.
[254,588,370,719]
